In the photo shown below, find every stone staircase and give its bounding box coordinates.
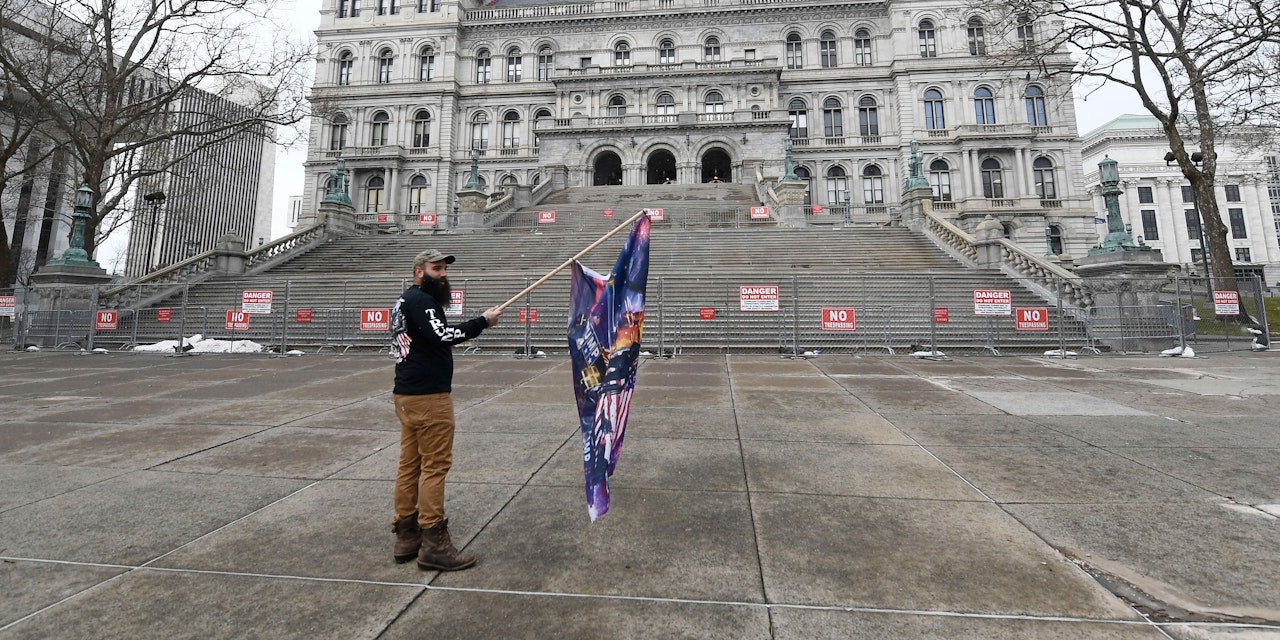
[99,219,1097,354]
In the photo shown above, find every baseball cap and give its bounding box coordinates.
[413,249,455,268]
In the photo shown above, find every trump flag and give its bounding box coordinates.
[568,215,650,520]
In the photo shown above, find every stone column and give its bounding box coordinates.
[454,187,489,232]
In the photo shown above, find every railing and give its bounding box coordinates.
[987,198,1015,207]
[643,115,678,124]
[921,210,979,264]
[465,2,592,20]
[245,224,329,272]
[1039,199,1062,208]
[485,190,515,214]
[697,112,732,122]
[932,200,956,211]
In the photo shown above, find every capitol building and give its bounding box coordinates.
[303,0,1098,256]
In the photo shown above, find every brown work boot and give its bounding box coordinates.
[417,518,476,571]
[392,513,422,564]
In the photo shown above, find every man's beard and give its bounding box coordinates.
[421,275,451,305]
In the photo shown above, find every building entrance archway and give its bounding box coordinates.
[646,149,677,184]
[593,151,623,186]
[701,148,732,183]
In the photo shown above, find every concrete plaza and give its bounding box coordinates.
[1,350,1277,639]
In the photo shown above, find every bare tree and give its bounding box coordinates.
[976,0,1280,294]
[0,0,311,260]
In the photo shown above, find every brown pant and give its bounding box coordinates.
[393,392,455,528]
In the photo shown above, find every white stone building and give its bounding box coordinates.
[303,0,1102,256]
[1081,114,1280,286]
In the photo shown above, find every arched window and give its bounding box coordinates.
[826,166,849,206]
[533,108,551,147]
[854,29,872,66]
[502,111,520,149]
[794,166,812,206]
[861,165,884,205]
[918,19,936,58]
[475,49,491,84]
[329,113,348,150]
[981,158,1004,198]
[857,96,878,137]
[499,174,518,196]
[377,49,394,84]
[365,176,385,212]
[822,97,843,138]
[788,97,808,138]
[370,111,389,146]
[1033,157,1056,199]
[924,88,946,130]
[1025,86,1048,126]
[704,36,721,62]
[704,90,724,114]
[418,46,435,81]
[337,51,353,86]
[412,110,431,148]
[408,175,429,214]
[607,94,627,117]
[614,42,631,67]
[1017,15,1036,48]
[974,87,995,124]
[819,30,837,68]
[928,159,952,201]
[658,38,676,64]
[537,47,554,80]
[507,48,522,82]
[785,32,803,69]
[655,92,676,115]
[470,112,489,149]
[1046,224,1063,255]
[967,17,986,55]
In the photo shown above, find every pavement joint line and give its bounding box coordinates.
[724,353,775,621]
[4,555,1232,630]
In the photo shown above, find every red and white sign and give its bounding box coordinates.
[377,214,389,223]
[518,308,539,324]
[1015,307,1050,331]
[295,309,313,323]
[811,204,825,214]
[1213,290,1240,316]
[602,209,614,218]
[645,208,665,221]
[0,295,14,317]
[537,210,556,224]
[241,290,274,315]
[360,308,390,331]
[820,307,857,331]
[445,290,465,317]
[157,308,172,323]
[740,285,780,312]
[933,307,949,324]
[973,289,1012,316]
[225,310,250,331]
[419,213,437,226]
[699,307,717,320]
[95,310,118,331]
[750,206,770,219]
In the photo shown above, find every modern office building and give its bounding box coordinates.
[1081,114,1280,286]
[302,0,1103,257]
[123,84,276,277]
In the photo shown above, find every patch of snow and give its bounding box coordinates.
[1160,345,1196,358]
[911,350,946,358]
[1043,349,1077,358]
[25,345,40,352]
[132,334,265,354]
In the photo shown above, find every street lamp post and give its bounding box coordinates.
[1164,151,1212,285]
[1088,155,1150,256]
[47,185,99,268]
[142,191,165,272]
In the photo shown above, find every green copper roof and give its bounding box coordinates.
[1081,114,1160,138]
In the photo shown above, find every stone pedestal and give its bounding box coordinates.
[213,235,248,275]
[317,200,357,235]
[899,185,933,229]
[454,188,490,232]
[971,215,1005,267]
[26,264,115,348]
[1075,248,1180,352]
[771,179,809,228]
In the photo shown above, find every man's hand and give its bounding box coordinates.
[483,306,503,327]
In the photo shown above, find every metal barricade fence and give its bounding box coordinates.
[0,287,15,348]
[12,273,1271,355]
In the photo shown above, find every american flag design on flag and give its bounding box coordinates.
[389,296,412,363]
[568,216,650,521]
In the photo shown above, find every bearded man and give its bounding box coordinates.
[389,248,501,571]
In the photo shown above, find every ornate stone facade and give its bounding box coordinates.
[304,0,1099,256]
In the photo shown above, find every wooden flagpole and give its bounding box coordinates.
[494,209,649,312]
